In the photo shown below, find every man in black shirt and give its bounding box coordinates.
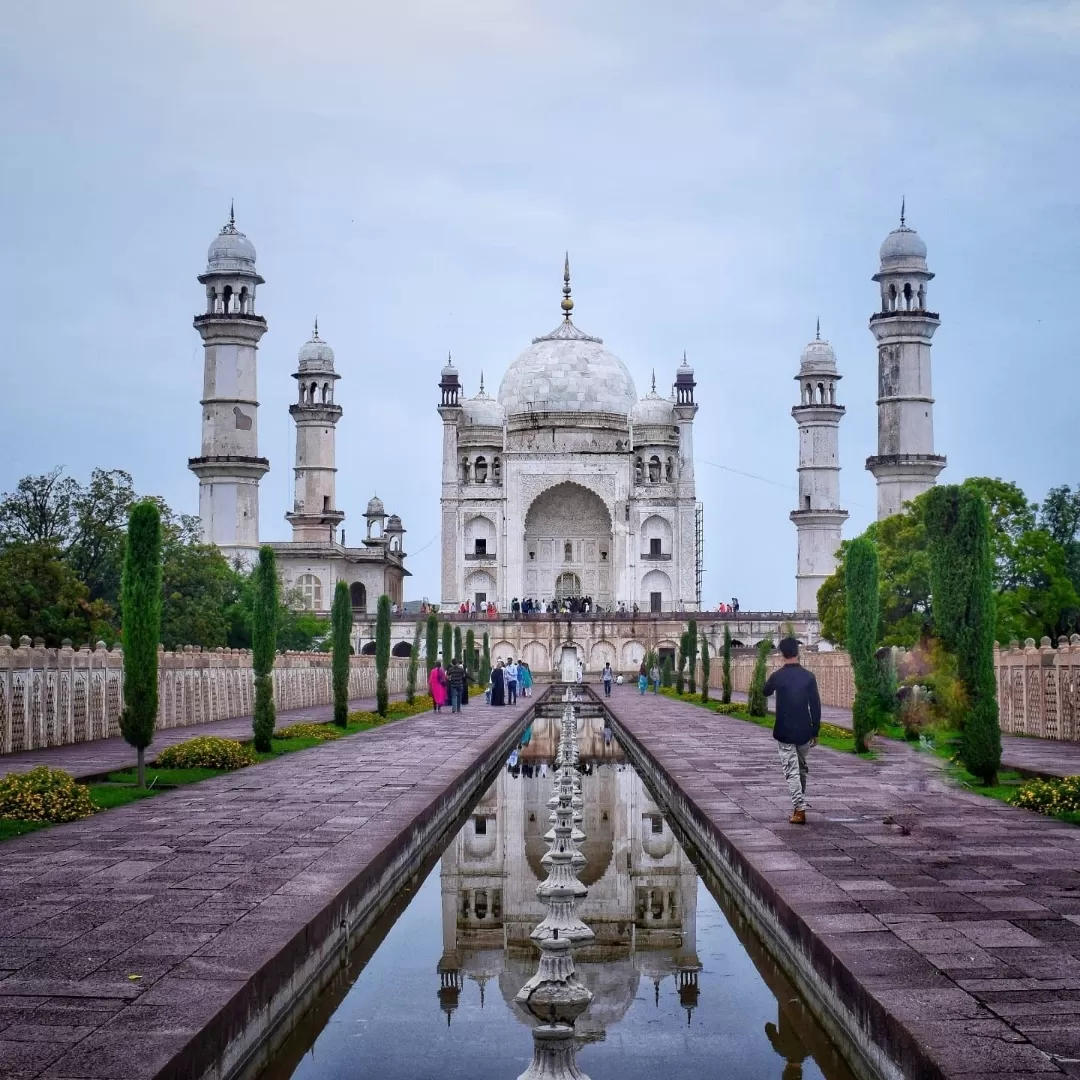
[764,637,821,825]
[447,658,467,714]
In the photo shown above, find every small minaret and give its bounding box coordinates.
[285,321,344,543]
[189,205,269,568]
[866,202,946,519]
[438,354,463,606]
[791,321,848,613]
[673,351,698,486]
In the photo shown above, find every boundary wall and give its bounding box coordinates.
[0,635,410,755]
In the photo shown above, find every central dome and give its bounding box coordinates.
[498,319,637,418]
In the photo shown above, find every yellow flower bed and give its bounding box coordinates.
[275,722,342,741]
[348,695,435,726]
[156,736,256,770]
[1012,775,1080,816]
[0,766,95,822]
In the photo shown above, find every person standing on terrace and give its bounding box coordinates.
[764,637,821,825]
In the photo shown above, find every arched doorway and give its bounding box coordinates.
[350,582,367,614]
[391,641,412,657]
[360,641,377,655]
[524,482,613,607]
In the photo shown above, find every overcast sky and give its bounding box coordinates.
[1,1,1076,609]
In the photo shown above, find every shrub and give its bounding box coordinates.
[331,580,352,728]
[442,621,453,666]
[687,619,698,695]
[748,638,771,717]
[376,594,391,717]
[465,628,476,675]
[846,536,880,753]
[406,620,423,705]
[661,655,673,688]
[479,633,491,685]
[676,631,689,694]
[1012,776,1080,817]
[721,625,732,704]
[0,767,96,822]
[454,626,463,665]
[275,723,341,742]
[699,633,710,703]
[710,702,745,716]
[252,547,278,752]
[156,736,256,770]
[426,613,439,674]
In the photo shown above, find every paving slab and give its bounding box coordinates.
[729,689,1080,778]
[605,686,1080,1078]
[0,696,531,1079]
[0,693,408,779]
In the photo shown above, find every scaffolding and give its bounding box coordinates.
[694,502,704,610]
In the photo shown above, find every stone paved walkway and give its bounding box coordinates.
[0,696,531,1079]
[730,689,1080,779]
[0,694,407,779]
[606,687,1080,1078]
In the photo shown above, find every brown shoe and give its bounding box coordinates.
[789,809,806,825]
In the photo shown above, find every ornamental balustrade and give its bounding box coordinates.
[995,636,1080,741]
[0,635,410,756]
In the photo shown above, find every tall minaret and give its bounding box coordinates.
[285,322,344,543]
[866,203,946,519]
[437,355,463,606]
[189,206,269,568]
[791,322,848,612]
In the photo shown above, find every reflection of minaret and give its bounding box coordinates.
[437,963,462,1026]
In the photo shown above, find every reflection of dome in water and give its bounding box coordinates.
[499,956,640,1038]
[464,816,497,860]
[524,771,614,887]
[640,814,675,860]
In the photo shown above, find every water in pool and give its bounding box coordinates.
[262,709,857,1080]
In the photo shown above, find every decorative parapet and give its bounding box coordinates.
[718,648,856,709]
[0,636,409,756]
[995,635,1080,740]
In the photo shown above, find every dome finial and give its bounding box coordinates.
[815,316,820,340]
[651,369,656,393]
[313,316,319,341]
[561,252,574,320]
[480,370,485,394]
[900,195,906,227]
[229,198,235,227]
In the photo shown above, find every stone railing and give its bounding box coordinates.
[0,635,411,756]
[995,636,1080,740]
[715,649,856,709]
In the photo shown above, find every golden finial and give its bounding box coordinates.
[561,252,574,320]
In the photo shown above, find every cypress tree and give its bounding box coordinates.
[252,546,278,752]
[425,612,439,673]
[454,626,463,665]
[442,621,453,666]
[676,631,689,694]
[406,619,423,705]
[925,486,1001,784]
[699,632,710,703]
[330,580,352,727]
[845,536,880,753]
[465,628,476,674]
[376,593,391,717]
[721,624,733,704]
[661,655,673,688]
[479,632,491,685]
[687,619,699,695]
[120,500,162,788]
[748,637,771,717]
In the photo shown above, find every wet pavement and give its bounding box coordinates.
[606,685,1080,1077]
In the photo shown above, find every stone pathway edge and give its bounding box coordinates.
[605,699,933,1080]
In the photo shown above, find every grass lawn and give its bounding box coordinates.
[1,695,435,842]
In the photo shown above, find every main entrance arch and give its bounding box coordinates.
[523,482,613,607]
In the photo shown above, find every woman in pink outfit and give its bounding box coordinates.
[428,661,448,713]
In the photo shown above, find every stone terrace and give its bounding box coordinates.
[0,698,530,1080]
[606,688,1080,1078]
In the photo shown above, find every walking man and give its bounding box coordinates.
[764,637,821,825]
[601,662,613,697]
[505,657,519,705]
[448,657,466,714]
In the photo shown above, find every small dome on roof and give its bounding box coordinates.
[442,353,459,379]
[463,376,506,428]
[799,322,837,374]
[631,374,676,427]
[385,514,404,532]
[297,322,334,371]
[365,495,385,517]
[879,225,927,265]
[206,208,257,273]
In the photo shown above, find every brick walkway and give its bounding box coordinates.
[731,689,1080,779]
[0,694,407,780]
[0,696,531,1079]
[606,688,1080,1078]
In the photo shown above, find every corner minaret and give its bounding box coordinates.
[866,203,946,519]
[437,354,463,606]
[189,206,269,567]
[285,321,344,543]
[791,322,848,612]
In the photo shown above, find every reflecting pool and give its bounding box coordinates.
[262,710,857,1080]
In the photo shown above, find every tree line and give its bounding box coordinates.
[0,467,329,650]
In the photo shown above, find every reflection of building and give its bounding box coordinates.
[438,260,702,615]
[436,712,701,1034]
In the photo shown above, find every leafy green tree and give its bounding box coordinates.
[465,628,476,674]
[687,619,698,695]
[331,581,352,727]
[747,638,771,717]
[479,632,491,685]
[845,536,881,753]
[159,525,240,650]
[661,655,673,688]
[376,594,391,716]
[426,613,439,673]
[119,501,162,788]
[406,620,423,704]
[442,621,453,665]
[925,486,1001,784]
[676,631,688,694]
[453,626,463,664]
[721,624,732,704]
[699,632,710,703]
[251,547,278,752]
[1040,483,1080,594]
